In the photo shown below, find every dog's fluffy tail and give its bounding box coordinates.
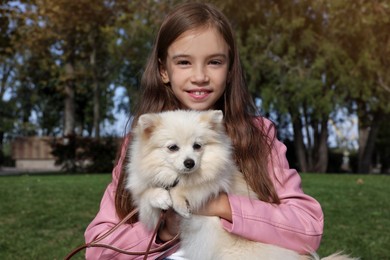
[307,252,359,260]
[301,245,358,260]
[320,252,359,260]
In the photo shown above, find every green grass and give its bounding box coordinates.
[0,173,389,260]
[301,174,390,259]
[0,174,111,260]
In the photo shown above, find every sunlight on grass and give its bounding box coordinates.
[0,173,388,259]
[0,174,111,260]
[301,174,390,259]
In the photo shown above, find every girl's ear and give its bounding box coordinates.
[159,59,170,84]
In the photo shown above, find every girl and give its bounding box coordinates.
[85,2,324,259]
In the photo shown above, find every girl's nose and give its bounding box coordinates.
[191,65,209,83]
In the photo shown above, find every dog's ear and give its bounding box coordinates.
[137,113,160,138]
[200,110,224,131]
[209,110,223,124]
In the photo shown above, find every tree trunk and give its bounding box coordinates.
[302,106,313,169]
[64,62,75,136]
[291,109,329,173]
[89,30,101,139]
[313,118,329,173]
[358,111,382,173]
[90,46,100,138]
[292,116,308,172]
[93,81,100,138]
[0,131,4,164]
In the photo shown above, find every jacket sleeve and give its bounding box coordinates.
[221,118,324,254]
[84,137,177,259]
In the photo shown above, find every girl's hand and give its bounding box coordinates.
[195,192,232,222]
[157,208,181,243]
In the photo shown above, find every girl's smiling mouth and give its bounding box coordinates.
[187,89,212,99]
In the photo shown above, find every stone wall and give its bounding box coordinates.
[11,137,62,171]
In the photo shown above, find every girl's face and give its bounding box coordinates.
[160,27,230,111]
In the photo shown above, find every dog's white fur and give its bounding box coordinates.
[126,110,357,260]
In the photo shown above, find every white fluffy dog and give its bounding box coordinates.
[126,110,357,260]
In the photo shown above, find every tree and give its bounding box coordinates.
[0,1,21,163]
[327,0,390,173]
[222,0,338,172]
[218,0,389,173]
[14,50,62,136]
[12,0,127,137]
[108,0,181,116]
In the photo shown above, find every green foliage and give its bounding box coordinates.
[217,0,390,172]
[1,0,390,172]
[0,2,20,138]
[3,0,185,136]
[106,0,182,113]
[228,0,338,172]
[236,1,339,117]
[6,0,131,136]
[326,1,390,172]
[328,0,390,112]
[0,99,17,135]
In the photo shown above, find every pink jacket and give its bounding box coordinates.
[84,118,324,259]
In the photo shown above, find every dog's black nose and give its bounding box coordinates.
[184,158,195,169]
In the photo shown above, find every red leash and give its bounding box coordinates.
[65,209,179,260]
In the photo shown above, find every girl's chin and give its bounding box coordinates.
[182,103,214,111]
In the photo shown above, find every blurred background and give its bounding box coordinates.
[1,0,389,174]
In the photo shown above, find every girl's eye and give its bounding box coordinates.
[177,60,190,65]
[209,60,222,65]
[193,143,202,150]
[168,144,179,152]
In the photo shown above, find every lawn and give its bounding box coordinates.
[0,173,388,260]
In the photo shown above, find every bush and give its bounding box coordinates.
[0,143,15,167]
[51,135,120,173]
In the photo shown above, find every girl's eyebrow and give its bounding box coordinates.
[171,54,190,60]
[171,53,228,60]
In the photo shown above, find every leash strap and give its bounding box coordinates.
[64,208,180,260]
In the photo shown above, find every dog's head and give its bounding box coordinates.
[130,110,231,187]
[137,110,224,173]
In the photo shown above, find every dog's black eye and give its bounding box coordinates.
[193,143,202,150]
[168,144,179,152]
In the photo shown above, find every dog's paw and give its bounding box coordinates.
[173,200,191,218]
[170,190,191,218]
[148,188,172,210]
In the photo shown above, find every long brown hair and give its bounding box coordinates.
[115,2,280,222]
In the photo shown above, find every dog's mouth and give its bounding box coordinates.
[181,167,197,174]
